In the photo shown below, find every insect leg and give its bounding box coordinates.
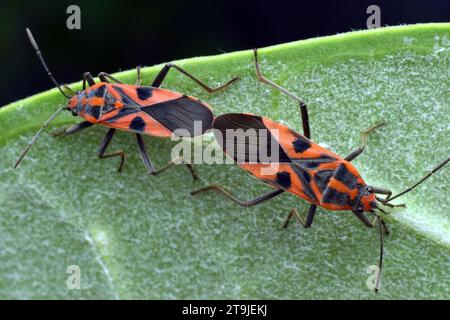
[283,204,317,229]
[52,121,93,137]
[353,210,386,291]
[62,85,76,96]
[136,134,198,180]
[380,202,405,208]
[82,72,95,89]
[98,72,124,84]
[353,210,390,235]
[370,186,406,208]
[183,163,199,181]
[353,210,374,227]
[372,186,392,204]
[380,219,390,235]
[370,216,391,235]
[97,128,125,172]
[151,63,240,92]
[371,186,391,198]
[135,133,154,174]
[190,184,284,207]
[345,122,385,161]
[135,65,142,86]
[253,48,311,139]
[153,158,198,181]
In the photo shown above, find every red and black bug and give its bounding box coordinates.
[14,28,239,179]
[191,49,450,291]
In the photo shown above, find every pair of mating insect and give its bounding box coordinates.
[16,29,450,292]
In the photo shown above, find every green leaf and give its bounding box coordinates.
[1,23,449,299]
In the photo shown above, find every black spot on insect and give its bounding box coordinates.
[136,87,152,100]
[276,171,291,189]
[334,163,358,189]
[89,106,100,119]
[130,116,146,132]
[292,136,310,153]
[94,84,106,97]
[322,187,350,205]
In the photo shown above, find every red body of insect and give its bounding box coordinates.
[191,49,449,292]
[68,82,213,137]
[213,113,377,213]
[15,28,238,176]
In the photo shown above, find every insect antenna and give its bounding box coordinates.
[14,106,66,168]
[374,213,384,292]
[383,156,450,203]
[15,28,72,168]
[26,28,72,99]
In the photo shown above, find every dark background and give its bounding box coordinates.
[0,0,448,106]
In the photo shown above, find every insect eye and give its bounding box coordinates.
[367,186,373,193]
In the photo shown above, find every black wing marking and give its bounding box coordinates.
[213,113,291,164]
[322,187,351,206]
[291,155,337,169]
[141,97,214,136]
[313,169,335,193]
[333,163,359,190]
[290,163,318,202]
[105,107,140,123]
